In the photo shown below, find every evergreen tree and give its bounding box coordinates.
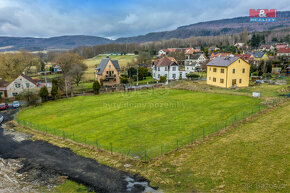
[93,80,101,95]
[39,86,49,102]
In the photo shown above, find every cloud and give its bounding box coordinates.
[0,0,289,38]
[119,14,138,25]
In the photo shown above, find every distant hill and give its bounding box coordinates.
[0,11,289,51]
[0,35,112,52]
[116,11,290,43]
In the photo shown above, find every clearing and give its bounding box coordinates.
[17,89,263,158]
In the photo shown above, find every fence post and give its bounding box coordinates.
[144,150,147,162]
[96,139,98,148]
[176,139,179,148]
[110,143,113,154]
[203,128,205,138]
[62,130,65,138]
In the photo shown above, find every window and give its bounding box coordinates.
[232,69,235,74]
[172,67,176,71]
[220,79,224,83]
[26,83,30,88]
[106,71,109,74]
[242,68,245,73]
[213,77,216,82]
[158,74,160,78]
[15,83,21,88]
[112,71,114,74]
[221,69,224,73]
[213,68,217,72]
[239,79,242,83]
[158,67,160,71]
[12,92,18,96]
[209,77,211,80]
[109,65,111,68]
[239,60,240,63]
[165,67,168,71]
[173,74,176,79]
[210,67,211,71]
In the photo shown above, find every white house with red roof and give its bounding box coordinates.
[277,48,290,57]
[152,56,186,81]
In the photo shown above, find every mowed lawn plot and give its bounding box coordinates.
[18,89,263,157]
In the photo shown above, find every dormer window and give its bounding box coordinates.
[15,83,21,88]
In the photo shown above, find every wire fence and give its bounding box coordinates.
[15,96,288,162]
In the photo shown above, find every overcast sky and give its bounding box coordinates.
[0,0,289,39]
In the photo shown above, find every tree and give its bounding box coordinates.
[39,86,49,102]
[93,80,101,94]
[168,50,186,65]
[18,90,39,106]
[242,28,248,44]
[0,51,40,81]
[51,80,59,99]
[137,66,148,81]
[120,76,129,84]
[136,52,152,65]
[159,76,167,83]
[266,61,272,73]
[69,63,88,86]
[54,52,84,97]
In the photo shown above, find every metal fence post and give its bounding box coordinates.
[62,130,65,138]
[176,139,179,148]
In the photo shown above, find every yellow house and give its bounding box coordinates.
[253,52,269,61]
[207,57,250,88]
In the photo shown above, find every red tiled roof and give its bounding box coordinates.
[235,54,252,60]
[154,56,178,67]
[278,48,290,53]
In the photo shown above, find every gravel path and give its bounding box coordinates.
[0,109,158,193]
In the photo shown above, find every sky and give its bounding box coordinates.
[0,0,289,39]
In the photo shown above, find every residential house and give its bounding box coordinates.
[184,54,206,72]
[210,53,234,60]
[277,48,290,57]
[158,49,169,57]
[275,43,288,50]
[95,58,120,86]
[207,57,250,88]
[0,74,38,98]
[208,46,220,52]
[185,48,201,55]
[152,56,186,81]
[234,43,245,49]
[252,52,269,63]
[259,45,275,52]
[235,54,254,63]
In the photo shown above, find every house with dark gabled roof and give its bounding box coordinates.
[207,57,250,88]
[95,58,120,86]
[0,74,38,98]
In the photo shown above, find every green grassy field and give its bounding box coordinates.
[17,89,263,158]
[143,101,290,192]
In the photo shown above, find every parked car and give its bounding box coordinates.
[12,101,21,108]
[0,114,3,124]
[0,103,8,111]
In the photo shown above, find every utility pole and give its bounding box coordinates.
[136,66,139,86]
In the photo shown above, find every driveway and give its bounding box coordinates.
[0,110,158,193]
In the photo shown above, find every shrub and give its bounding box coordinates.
[159,76,167,83]
[186,73,200,80]
[120,76,129,84]
[93,80,101,94]
[39,86,49,102]
[51,83,59,99]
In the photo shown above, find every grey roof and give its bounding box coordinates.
[207,57,239,67]
[185,61,198,66]
[189,54,202,60]
[96,58,120,75]
[253,52,265,58]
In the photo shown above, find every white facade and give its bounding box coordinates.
[185,63,201,73]
[5,75,38,98]
[152,65,187,80]
[158,50,167,57]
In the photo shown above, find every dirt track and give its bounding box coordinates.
[0,110,158,193]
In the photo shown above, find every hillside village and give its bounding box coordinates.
[0,3,290,193]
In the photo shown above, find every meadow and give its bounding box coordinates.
[17,89,263,158]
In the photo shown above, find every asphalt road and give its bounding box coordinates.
[0,109,158,193]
